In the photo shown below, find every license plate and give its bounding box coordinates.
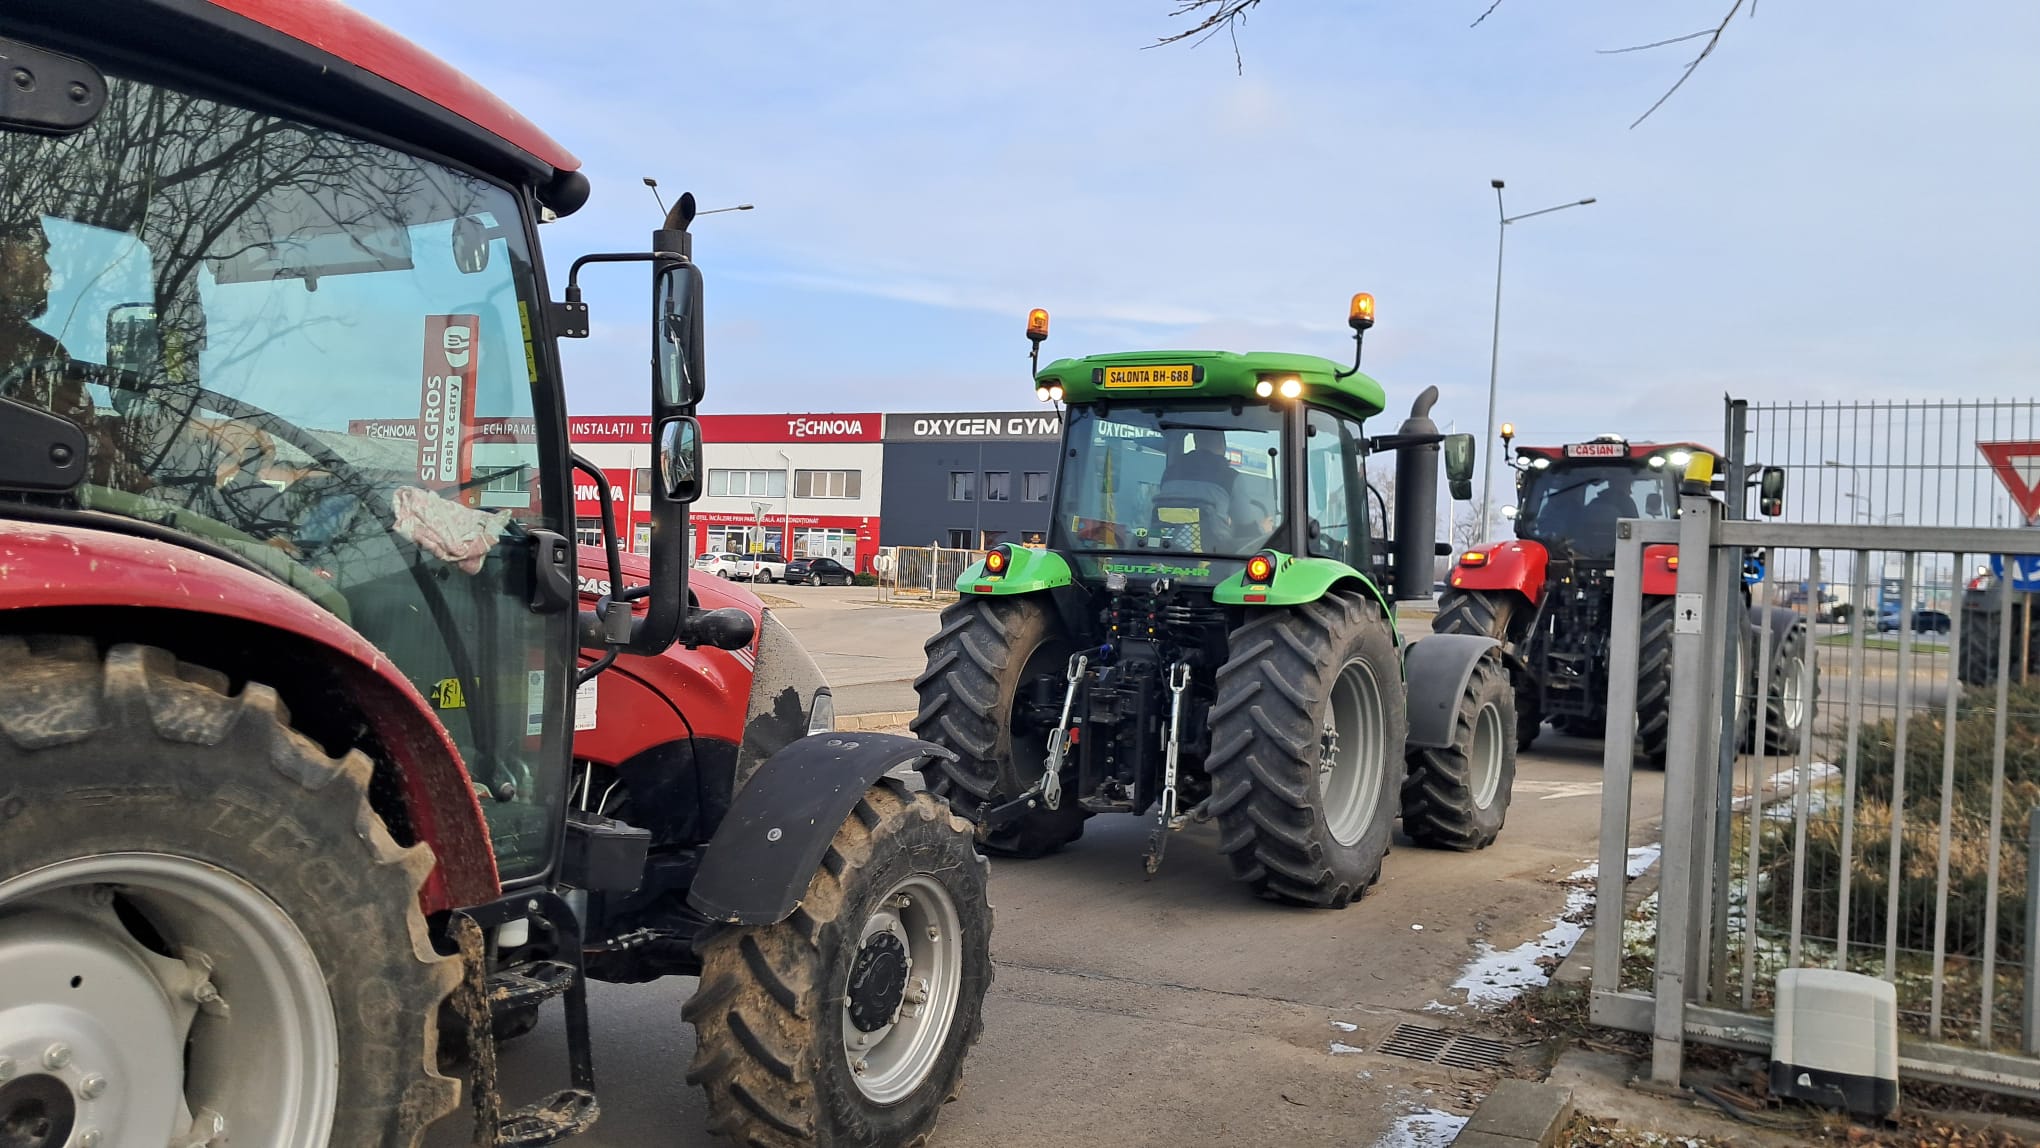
[1565,441,1626,458]
[1100,363,1199,388]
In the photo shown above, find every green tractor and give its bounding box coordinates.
[911,297,1518,907]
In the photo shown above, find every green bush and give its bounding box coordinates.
[853,571,878,586]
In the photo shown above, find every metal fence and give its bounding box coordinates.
[875,546,985,604]
[1728,397,2040,619]
[1733,398,2040,527]
[1591,492,2040,1095]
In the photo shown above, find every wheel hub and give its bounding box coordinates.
[0,908,188,1148]
[0,1073,75,1148]
[845,933,910,1033]
[1,855,341,1148]
[841,875,964,1105]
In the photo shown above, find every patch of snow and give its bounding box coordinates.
[1374,1109,1469,1147]
[1330,1041,1366,1055]
[1422,999,1457,1013]
[1330,1020,1359,1032]
[1450,845,1661,1006]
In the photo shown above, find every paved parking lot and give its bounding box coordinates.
[464,592,1672,1147]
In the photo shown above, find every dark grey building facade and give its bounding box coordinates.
[880,411,1062,549]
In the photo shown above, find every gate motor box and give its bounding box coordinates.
[1770,968,1899,1118]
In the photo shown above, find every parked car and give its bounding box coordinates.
[786,556,856,586]
[740,552,787,583]
[693,551,741,579]
[1878,606,1952,634]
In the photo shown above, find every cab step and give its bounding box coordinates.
[487,959,577,1011]
[496,1089,600,1146]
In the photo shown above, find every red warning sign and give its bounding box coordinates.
[1980,441,2040,523]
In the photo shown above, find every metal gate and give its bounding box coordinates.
[874,545,984,604]
[1590,480,2040,1095]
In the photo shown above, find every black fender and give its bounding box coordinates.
[1746,602,1806,655]
[1403,632,1503,750]
[687,732,957,926]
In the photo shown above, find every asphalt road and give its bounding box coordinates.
[434,592,1676,1148]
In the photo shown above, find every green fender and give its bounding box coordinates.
[1213,552,1397,637]
[955,546,1074,595]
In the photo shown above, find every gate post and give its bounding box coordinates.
[1651,475,1724,1086]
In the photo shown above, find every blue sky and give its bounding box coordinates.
[353,1,2038,451]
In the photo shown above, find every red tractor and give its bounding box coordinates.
[1437,434,1809,764]
[0,4,989,1147]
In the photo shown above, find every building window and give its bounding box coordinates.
[949,471,975,501]
[985,471,1010,501]
[708,468,786,498]
[574,518,604,548]
[947,529,973,549]
[981,530,1005,548]
[1023,471,1051,502]
[633,467,651,494]
[1021,531,1046,546]
[481,463,529,493]
[795,469,862,498]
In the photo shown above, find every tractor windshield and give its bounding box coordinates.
[1053,402,1284,557]
[1516,462,1676,559]
[0,70,568,878]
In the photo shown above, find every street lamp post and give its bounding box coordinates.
[1479,180,1597,543]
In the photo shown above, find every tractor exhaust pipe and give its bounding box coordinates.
[1391,386,1442,602]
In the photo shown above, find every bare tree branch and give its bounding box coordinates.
[1627,0,1746,128]
[1596,28,1718,55]
[1148,0,1264,73]
[1469,0,1506,30]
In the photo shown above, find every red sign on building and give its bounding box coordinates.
[574,468,635,520]
[697,413,882,443]
[417,314,481,503]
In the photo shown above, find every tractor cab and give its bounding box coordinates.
[1508,436,1714,561]
[1036,349,1383,587]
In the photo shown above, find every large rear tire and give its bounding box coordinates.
[685,785,991,1148]
[1756,618,1812,755]
[1207,592,1407,908]
[911,596,1088,858]
[1635,596,1677,766]
[1401,655,1516,851]
[0,637,460,1148]
[1433,589,1541,752]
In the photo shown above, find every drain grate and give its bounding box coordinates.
[1375,1024,1513,1071]
[1439,1034,1513,1070]
[1376,1024,1454,1062]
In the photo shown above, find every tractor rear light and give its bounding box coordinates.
[1460,551,1489,567]
[985,545,1010,576]
[1666,555,1679,569]
[1245,553,1276,584]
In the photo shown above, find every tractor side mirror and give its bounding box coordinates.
[655,263,705,407]
[1759,466,1786,517]
[1442,433,1475,501]
[655,416,703,501]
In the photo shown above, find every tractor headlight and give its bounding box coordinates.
[1254,379,1274,398]
[807,688,835,735]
